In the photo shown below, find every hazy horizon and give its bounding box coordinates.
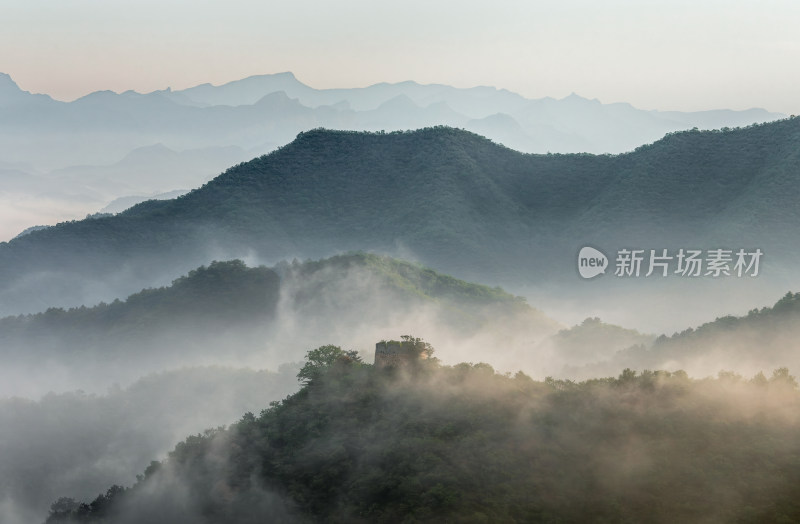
[2,0,799,114]
[2,68,789,116]
[3,3,800,522]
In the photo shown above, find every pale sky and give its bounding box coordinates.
[1,0,799,114]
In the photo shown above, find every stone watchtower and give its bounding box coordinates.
[374,340,428,369]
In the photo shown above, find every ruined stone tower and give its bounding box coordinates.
[373,340,428,369]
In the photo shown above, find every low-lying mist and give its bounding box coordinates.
[3,254,800,522]
[3,254,799,397]
[0,366,299,524]
[0,254,559,522]
[543,291,800,381]
[44,355,800,523]
[0,255,561,398]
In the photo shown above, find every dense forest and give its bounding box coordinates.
[546,316,654,365]
[45,340,800,523]
[0,253,548,362]
[6,253,800,390]
[0,253,558,398]
[575,291,800,378]
[0,366,300,524]
[0,259,279,348]
[2,120,800,315]
[2,122,800,523]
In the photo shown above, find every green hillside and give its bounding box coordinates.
[0,260,280,359]
[0,366,300,523]
[289,252,523,308]
[573,291,800,377]
[2,121,800,314]
[47,344,800,523]
[548,317,654,364]
[0,253,551,366]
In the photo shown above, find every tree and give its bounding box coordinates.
[46,497,79,522]
[769,367,798,389]
[297,344,362,384]
[617,368,637,385]
[400,335,435,359]
[751,371,768,386]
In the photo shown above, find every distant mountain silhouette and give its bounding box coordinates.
[0,72,56,108]
[0,71,783,171]
[0,72,785,245]
[570,291,800,379]
[100,189,190,215]
[0,254,557,390]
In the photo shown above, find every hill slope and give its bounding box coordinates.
[46,353,800,523]
[0,253,558,396]
[1,122,799,316]
[578,291,800,378]
[0,72,784,243]
[1,71,782,170]
[0,366,300,524]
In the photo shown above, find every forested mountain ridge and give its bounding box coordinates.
[0,71,786,250]
[0,366,301,524]
[0,254,537,346]
[45,346,800,523]
[0,260,280,350]
[0,253,557,395]
[1,71,782,168]
[2,121,799,316]
[576,291,800,378]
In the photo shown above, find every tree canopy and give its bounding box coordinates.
[45,341,800,523]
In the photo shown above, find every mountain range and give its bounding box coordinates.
[0,251,558,523]
[3,71,783,165]
[574,291,800,378]
[45,345,800,524]
[6,249,800,390]
[0,253,557,397]
[5,70,800,524]
[1,122,798,326]
[4,255,800,523]
[0,72,784,241]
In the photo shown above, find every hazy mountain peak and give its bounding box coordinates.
[324,99,352,111]
[120,143,178,163]
[377,94,419,110]
[427,100,455,111]
[73,90,121,103]
[472,112,520,126]
[0,72,19,90]
[253,90,297,105]
[393,79,423,87]
[232,71,304,88]
[470,113,522,130]
[254,71,297,81]
[0,72,55,106]
[561,92,599,104]
[372,80,422,88]
[176,71,311,107]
